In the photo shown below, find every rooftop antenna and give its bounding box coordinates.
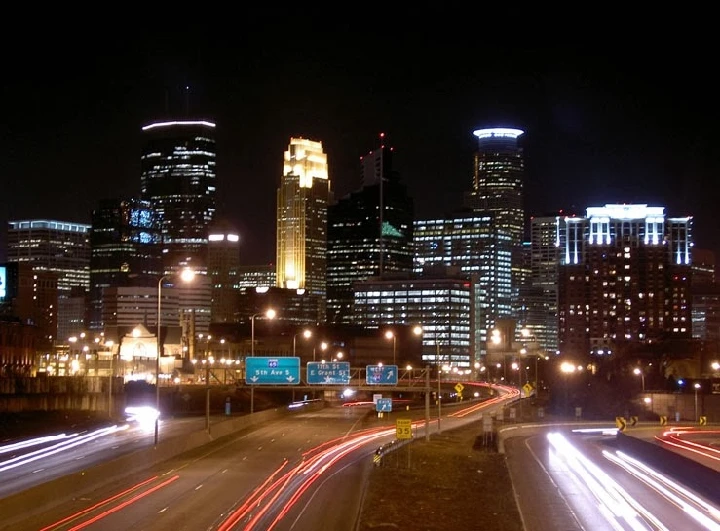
[378,132,385,278]
[184,85,190,116]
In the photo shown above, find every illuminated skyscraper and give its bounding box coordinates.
[140,120,217,274]
[276,138,331,320]
[464,127,525,324]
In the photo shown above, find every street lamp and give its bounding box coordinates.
[694,382,701,420]
[106,340,114,418]
[293,329,312,358]
[385,330,397,365]
[250,308,276,414]
[155,268,195,446]
[633,367,645,392]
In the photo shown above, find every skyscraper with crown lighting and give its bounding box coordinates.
[276,138,331,321]
[140,120,217,275]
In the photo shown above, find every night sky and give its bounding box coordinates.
[3,20,719,264]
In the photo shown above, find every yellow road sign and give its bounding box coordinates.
[659,415,668,426]
[699,416,707,426]
[454,383,464,393]
[396,418,413,439]
[630,416,638,427]
[522,383,534,397]
[615,416,627,432]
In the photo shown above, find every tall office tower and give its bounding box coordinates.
[140,120,217,275]
[558,204,693,359]
[464,128,525,319]
[88,198,162,331]
[208,220,241,323]
[7,220,91,341]
[413,213,510,360]
[327,135,414,324]
[528,215,563,353]
[276,138,331,321]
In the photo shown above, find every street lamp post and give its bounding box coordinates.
[106,340,114,418]
[633,367,645,392]
[155,268,195,446]
[293,329,312,358]
[694,383,701,420]
[250,308,276,415]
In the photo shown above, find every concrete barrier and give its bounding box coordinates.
[0,401,324,527]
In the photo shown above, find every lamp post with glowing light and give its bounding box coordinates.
[250,308,276,414]
[694,382,701,421]
[633,367,645,392]
[155,268,195,446]
[106,340,114,418]
[293,329,312,358]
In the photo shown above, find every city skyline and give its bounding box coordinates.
[3,27,718,264]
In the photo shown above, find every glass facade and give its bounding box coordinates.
[140,120,217,274]
[413,215,511,359]
[89,198,162,330]
[353,275,473,367]
[327,140,414,324]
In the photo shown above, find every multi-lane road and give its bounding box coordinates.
[505,423,720,530]
[0,384,515,530]
[2,386,719,531]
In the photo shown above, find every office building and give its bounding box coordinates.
[327,135,414,324]
[140,120,217,274]
[208,220,241,323]
[88,198,162,331]
[353,268,473,368]
[276,138,331,321]
[464,127,525,318]
[414,214,509,360]
[7,219,90,340]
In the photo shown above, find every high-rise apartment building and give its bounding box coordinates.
[276,138,331,321]
[88,198,162,331]
[464,128,525,318]
[558,204,693,359]
[140,120,217,275]
[327,135,414,324]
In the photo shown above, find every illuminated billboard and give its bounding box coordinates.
[0,266,6,299]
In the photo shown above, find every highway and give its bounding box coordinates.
[506,424,720,531]
[1,383,516,530]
